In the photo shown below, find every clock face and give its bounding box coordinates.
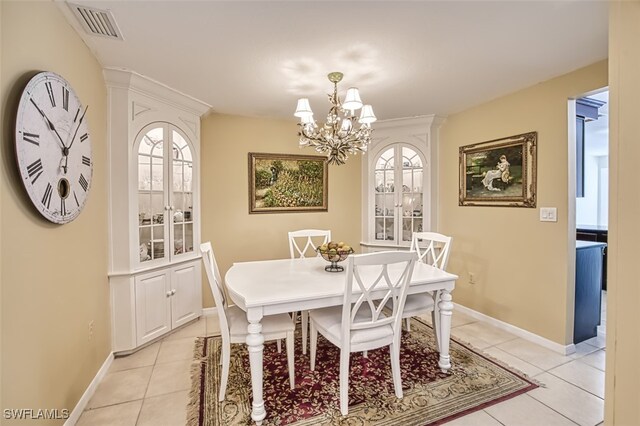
[15,72,92,224]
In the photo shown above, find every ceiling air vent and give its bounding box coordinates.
[69,3,123,40]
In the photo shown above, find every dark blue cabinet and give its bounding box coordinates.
[574,241,606,344]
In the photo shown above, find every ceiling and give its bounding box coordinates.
[58,1,608,121]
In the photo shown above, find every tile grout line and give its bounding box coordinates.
[522,394,582,426]
[544,367,605,400]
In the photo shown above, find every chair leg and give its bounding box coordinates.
[218,341,231,402]
[339,349,350,415]
[302,310,309,355]
[277,339,282,353]
[286,331,295,390]
[389,340,403,399]
[405,317,411,332]
[363,350,368,358]
[310,321,318,371]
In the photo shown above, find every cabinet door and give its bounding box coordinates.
[137,125,169,265]
[170,262,202,329]
[135,270,171,346]
[373,144,426,245]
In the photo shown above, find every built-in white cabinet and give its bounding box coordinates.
[105,69,210,353]
[361,116,444,251]
[135,262,201,346]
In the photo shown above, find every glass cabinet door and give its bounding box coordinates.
[400,147,423,243]
[137,124,197,266]
[372,144,425,245]
[171,130,194,257]
[138,127,166,262]
[374,148,395,242]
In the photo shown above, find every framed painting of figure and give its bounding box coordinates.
[459,132,537,207]
[248,152,328,214]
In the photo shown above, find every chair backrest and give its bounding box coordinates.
[410,232,452,270]
[200,242,230,341]
[342,251,417,344]
[288,229,331,259]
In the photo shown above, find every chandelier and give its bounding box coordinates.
[294,72,377,165]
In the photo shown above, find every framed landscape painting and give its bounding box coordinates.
[248,152,328,214]
[459,132,537,207]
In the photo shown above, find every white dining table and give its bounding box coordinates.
[225,256,458,425]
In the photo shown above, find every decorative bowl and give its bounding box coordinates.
[316,243,354,272]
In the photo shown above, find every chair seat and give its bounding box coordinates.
[228,306,295,337]
[386,292,435,317]
[309,306,393,345]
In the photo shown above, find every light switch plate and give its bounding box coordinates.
[540,207,557,222]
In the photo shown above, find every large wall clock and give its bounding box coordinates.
[15,71,92,224]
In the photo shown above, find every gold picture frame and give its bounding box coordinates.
[248,152,328,214]
[459,132,537,207]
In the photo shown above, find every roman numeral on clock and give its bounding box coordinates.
[82,156,91,167]
[23,132,40,146]
[73,191,80,207]
[79,174,88,192]
[45,81,55,107]
[62,87,69,111]
[60,198,66,216]
[80,133,89,143]
[42,183,53,209]
[26,159,43,183]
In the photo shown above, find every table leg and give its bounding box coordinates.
[431,290,441,352]
[246,310,266,425]
[437,291,453,373]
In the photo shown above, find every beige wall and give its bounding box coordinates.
[605,2,640,425]
[438,60,607,345]
[200,113,361,307]
[1,2,110,424]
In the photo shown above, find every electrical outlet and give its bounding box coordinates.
[469,272,476,285]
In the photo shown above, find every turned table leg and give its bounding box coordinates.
[437,290,454,373]
[246,309,266,424]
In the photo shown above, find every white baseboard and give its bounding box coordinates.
[202,306,218,317]
[454,303,576,355]
[65,352,114,426]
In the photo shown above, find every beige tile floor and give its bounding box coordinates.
[77,300,607,426]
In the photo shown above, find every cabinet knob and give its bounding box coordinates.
[166,291,172,297]
[171,289,176,295]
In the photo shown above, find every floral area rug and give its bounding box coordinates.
[187,318,538,425]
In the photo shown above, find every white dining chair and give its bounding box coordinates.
[309,250,417,415]
[200,242,295,401]
[288,229,331,354]
[398,232,452,334]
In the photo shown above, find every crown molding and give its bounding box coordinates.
[103,68,211,117]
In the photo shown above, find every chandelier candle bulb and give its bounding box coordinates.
[294,72,376,165]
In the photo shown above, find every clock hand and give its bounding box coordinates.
[61,105,88,175]
[29,98,66,149]
[66,105,88,151]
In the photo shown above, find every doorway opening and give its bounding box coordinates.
[571,89,608,348]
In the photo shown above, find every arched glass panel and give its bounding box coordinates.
[374,147,395,241]
[401,147,424,242]
[171,130,194,256]
[138,127,165,262]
